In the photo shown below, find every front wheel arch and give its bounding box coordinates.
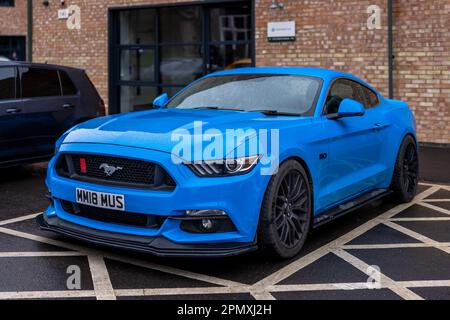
[278,156,314,227]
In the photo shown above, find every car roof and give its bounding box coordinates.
[208,67,380,94]
[209,66,366,83]
[0,61,84,72]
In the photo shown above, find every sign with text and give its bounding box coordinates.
[58,9,69,20]
[267,21,296,42]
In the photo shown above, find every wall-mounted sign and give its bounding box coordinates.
[58,9,69,20]
[267,21,296,42]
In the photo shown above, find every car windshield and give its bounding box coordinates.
[166,74,322,116]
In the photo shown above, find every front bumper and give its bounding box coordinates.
[37,214,257,257]
[44,142,270,255]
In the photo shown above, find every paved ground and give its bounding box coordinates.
[0,163,449,300]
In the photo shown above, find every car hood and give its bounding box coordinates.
[63,108,311,158]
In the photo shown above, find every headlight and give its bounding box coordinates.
[186,155,260,177]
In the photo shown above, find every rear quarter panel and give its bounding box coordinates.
[377,98,417,188]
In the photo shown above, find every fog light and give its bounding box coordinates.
[201,219,214,230]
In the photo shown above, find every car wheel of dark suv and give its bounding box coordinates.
[257,160,312,258]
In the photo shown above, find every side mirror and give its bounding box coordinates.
[153,93,169,108]
[327,98,365,120]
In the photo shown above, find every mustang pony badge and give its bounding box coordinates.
[99,163,123,176]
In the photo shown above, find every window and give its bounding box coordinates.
[0,67,16,100]
[363,87,380,108]
[59,70,78,96]
[21,67,61,98]
[0,0,14,7]
[119,9,156,45]
[325,78,378,114]
[120,86,157,113]
[0,36,25,61]
[120,49,155,82]
[110,2,254,114]
[160,6,202,43]
[168,75,322,116]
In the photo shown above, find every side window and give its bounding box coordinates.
[0,67,16,100]
[325,79,354,114]
[59,70,78,96]
[348,82,368,108]
[363,87,380,108]
[325,79,377,113]
[21,67,61,98]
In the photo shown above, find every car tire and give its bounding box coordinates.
[257,160,312,259]
[391,135,419,203]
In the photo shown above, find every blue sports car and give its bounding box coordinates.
[37,67,419,258]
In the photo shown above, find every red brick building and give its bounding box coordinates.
[26,0,450,144]
[0,0,28,61]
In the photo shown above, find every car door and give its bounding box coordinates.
[320,78,384,209]
[0,66,28,164]
[19,66,76,158]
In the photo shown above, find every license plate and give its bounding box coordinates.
[76,188,125,211]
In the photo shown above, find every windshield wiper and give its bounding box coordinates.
[192,107,245,111]
[251,110,303,117]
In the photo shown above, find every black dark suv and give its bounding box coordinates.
[0,62,105,167]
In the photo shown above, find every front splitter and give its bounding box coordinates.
[36,214,257,258]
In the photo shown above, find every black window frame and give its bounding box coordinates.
[19,66,63,99]
[59,70,79,96]
[0,66,17,101]
[108,0,255,114]
[0,36,26,61]
[0,0,14,7]
[322,77,381,115]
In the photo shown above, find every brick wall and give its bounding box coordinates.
[0,0,27,36]
[255,0,389,96]
[31,0,449,144]
[32,0,194,117]
[393,0,450,144]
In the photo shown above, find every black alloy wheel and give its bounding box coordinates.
[391,135,419,203]
[258,160,312,258]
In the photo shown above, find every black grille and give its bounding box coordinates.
[56,153,175,190]
[60,200,165,228]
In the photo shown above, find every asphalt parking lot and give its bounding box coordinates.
[0,163,449,300]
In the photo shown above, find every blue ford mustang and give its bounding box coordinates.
[37,67,419,258]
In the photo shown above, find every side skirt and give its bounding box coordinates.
[313,189,392,228]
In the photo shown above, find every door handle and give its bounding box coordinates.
[62,103,75,109]
[373,123,383,128]
[6,108,22,114]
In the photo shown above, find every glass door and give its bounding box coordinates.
[110,1,253,114]
[206,3,253,73]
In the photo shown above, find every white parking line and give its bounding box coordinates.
[0,212,42,226]
[416,202,450,216]
[0,251,84,258]
[249,185,441,298]
[88,255,116,300]
[0,183,449,300]
[333,248,423,300]
[341,243,450,250]
[383,221,450,255]
[390,217,450,221]
[114,286,252,298]
[0,290,96,300]
[107,254,245,288]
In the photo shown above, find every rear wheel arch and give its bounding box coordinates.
[390,134,419,202]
